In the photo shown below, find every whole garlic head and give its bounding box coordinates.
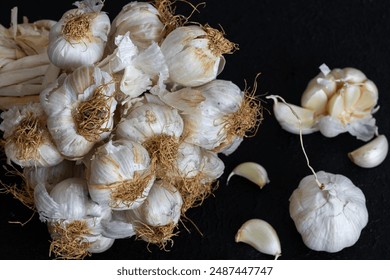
[289,171,368,253]
[40,65,117,159]
[302,65,378,141]
[160,25,237,87]
[47,0,111,70]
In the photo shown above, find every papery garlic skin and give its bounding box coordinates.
[106,2,164,52]
[47,0,110,70]
[40,65,117,159]
[289,171,368,253]
[348,134,388,168]
[88,139,155,210]
[0,103,63,167]
[127,180,183,227]
[160,25,234,87]
[116,101,184,144]
[302,66,378,141]
[159,79,260,155]
[235,219,281,259]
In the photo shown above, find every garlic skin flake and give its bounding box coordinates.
[40,65,117,159]
[235,219,281,259]
[47,0,111,70]
[160,25,236,87]
[227,162,269,189]
[88,139,155,210]
[0,103,63,167]
[289,171,368,253]
[348,134,388,168]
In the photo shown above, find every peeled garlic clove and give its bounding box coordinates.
[267,95,318,134]
[235,219,281,259]
[227,162,269,189]
[348,135,388,168]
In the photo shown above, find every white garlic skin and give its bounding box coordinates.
[159,79,246,154]
[47,6,111,70]
[0,103,63,167]
[235,219,281,259]
[127,180,183,227]
[88,236,115,254]
[227,162,269,189]
[88,139,155,210]
[348,135,388,168]
[289,171,368,253]
[40,65,117,159]
[116,101,184,144]
[107,2,164,51]
[160,26,224,87]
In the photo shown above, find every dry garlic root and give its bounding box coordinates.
[0,0,263,259]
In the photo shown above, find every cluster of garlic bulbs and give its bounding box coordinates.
[0,0,261,259]
[268,64,388,168]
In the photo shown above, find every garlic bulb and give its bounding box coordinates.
[159,79,261,155]
[127,180,183,248]
[47,0,110,70]
[348,134,388,168]
[34,177,112,259]
[106,2,164,52]
[88,139,155,210]
[289,171,368,253]
[160,25,237,87]
[302,65,378,141]
[235,219,281,259]
[227,162,269,189]
[40,65,117,159]
[0,103,63,167]
[267,95,319,135]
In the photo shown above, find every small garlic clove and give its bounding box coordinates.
[227,162,269,189]
[301,85,328,115]
[341,67,367,83]
[348,135,388,168]
[267,95,318,134]
[235,219,281,259]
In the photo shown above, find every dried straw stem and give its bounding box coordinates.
[49,220,92,260]
[73,84,113,142]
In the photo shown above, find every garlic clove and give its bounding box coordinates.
[327,93,344,118]
[342,85,361,110]
[235,219,281,259]
[348,135,388,168]
[340,67,367,83]
[267,95,318,134]
[301,85,328,115]
[227,162,269,189]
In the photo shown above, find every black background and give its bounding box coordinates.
[0,0,389,260]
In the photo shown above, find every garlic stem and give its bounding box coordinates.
[0,65,48,88]
[266,95,324,190]
[0,84,44,96]
[0,53,49,72]
[0,95,40,110]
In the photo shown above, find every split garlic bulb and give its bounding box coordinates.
[289,171,368,253]
[159,79,261,155]
[106,1,164,52]
[40,65,117,159]
[47,0,110,70]
[0,103,63,167]
[302,65,378,141]
[88,139,155,210]
[34,177,112,259]
[160,25,237,87]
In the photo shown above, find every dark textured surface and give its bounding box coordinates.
[0,0,389,260]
